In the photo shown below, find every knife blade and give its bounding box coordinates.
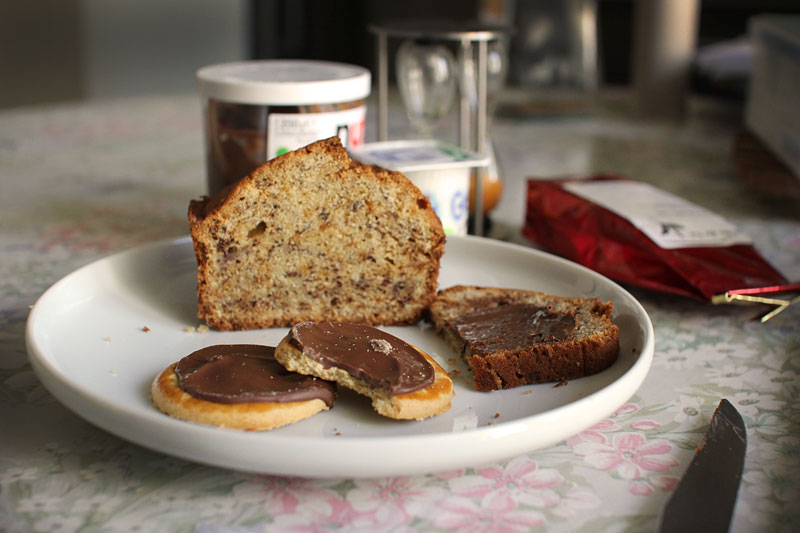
[659,399,747,533]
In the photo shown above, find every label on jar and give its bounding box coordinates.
[563,180,752,249]
[267,106,366,159]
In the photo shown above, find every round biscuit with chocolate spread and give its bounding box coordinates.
[151,344,335,431]
[274,322,453,421]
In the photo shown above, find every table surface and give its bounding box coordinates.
[2,90,798,532]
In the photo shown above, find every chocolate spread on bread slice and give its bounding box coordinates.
[427,286,620,391]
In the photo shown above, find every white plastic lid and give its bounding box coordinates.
[349,140,490,173]
[197,60,371,105]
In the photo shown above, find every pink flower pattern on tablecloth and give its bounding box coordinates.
[571,432,680,495]
[615,403,639,417]
[448,456,563,507]
[565,403,682,496]
[249,476,336,516]
[269,496,371,532]
[566,417,620,447]
[346,476,447,529]
[432,494,546,533]
[429,456,591,531]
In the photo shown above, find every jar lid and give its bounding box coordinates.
[349,140,490,173]
[197,60,371,105]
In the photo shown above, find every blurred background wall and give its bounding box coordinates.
[0,0,250,107]
[1,0,799,109]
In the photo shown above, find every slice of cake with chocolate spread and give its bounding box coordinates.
[188,136,445,331]
[275,322,453,420]
[151,344,335,430]
[427,286,620,391]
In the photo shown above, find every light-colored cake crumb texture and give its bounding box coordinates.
[189,137,445,331]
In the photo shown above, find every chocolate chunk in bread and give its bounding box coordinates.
[188,137,445,331]
[275,322,453,420]
[426,285,620,391]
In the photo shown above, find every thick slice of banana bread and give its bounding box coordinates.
[189,137,445,331]
[427,285,620,391]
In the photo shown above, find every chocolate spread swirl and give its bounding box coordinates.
[175,344,335,406]
[450,303,577,355]
[288,322,434,395]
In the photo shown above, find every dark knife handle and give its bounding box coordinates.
[659,399,747,533]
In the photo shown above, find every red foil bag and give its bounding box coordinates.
[523,175,788,300]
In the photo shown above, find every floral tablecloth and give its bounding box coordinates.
[1,92,798,532]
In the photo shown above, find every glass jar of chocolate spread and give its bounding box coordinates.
[197,60,371,194]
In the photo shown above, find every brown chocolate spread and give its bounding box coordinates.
[205,99,365,193]
[450,303,577,354]
[175,344,335,406]
[288,322,434,395]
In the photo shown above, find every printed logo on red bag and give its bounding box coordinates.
[563,181,752,249]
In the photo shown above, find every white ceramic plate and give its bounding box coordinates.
[26,235,653,478]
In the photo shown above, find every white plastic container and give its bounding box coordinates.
[350,140,490,235]
[197,60,371,193]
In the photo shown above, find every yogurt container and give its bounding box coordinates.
[197,60,371,194]
[350,140,490,235]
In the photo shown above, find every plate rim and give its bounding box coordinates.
[25,234,654,477]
